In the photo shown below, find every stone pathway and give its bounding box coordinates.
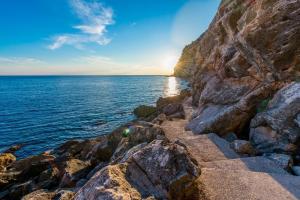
[161,103,300,200]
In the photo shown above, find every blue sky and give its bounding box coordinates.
[0,0,221,75]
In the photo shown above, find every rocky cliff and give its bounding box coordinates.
[175,0,300,154]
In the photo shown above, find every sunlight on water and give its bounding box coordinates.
[164,77,180,97]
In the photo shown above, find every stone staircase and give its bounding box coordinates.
[161,104,300,200]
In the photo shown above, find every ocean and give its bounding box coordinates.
[0,76,187,158]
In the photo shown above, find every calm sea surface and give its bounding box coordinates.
[0,76,187,158]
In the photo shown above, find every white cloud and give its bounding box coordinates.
[0,57,44,65]
[48,0,114,50]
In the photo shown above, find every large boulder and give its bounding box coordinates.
[250,83,300,153]
[156,89,191,111]
[74,140,200,200]
[52,139,99,161]
[186,83,281,136]
[133,105,157,119]
[3,154,55,186]
[163,103,185,119]
[110,123,165,163]
[174,0,300,136]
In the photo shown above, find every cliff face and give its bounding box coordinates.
[175,0,300,81]
[175,0,300,153]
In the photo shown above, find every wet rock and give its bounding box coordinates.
[74,140,200,200]
[59,159,91,188]
[264,153,293,170]
[0,153,16,171]
[230,140,256,155]
[3,144,23,155]
[250,83,300,153]
[133,105,157,119]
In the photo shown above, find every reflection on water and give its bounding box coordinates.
[164,77,181,97]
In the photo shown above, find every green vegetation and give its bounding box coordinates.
[257,98,271,113]
[133,105,157,118]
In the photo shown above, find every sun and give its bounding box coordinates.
[162,54,177,75]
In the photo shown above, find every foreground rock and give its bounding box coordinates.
[75,140,200,200]
[0,122,169,199]
[250,83,300,154]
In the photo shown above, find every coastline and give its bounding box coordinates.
[0,84,194,199]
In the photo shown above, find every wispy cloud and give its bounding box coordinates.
[48,0,114,50]
[0,57,44,65]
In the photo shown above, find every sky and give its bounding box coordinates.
[0,0,221,75]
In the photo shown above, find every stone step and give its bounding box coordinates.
[161,119,194,142]
[200,157,288,175]
[198,169,300,200]
[180,133,240,163]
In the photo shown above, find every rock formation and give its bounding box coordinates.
[1,0,300,199]
[174,0,300,153]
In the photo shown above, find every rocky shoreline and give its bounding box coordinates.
[0,90,197,200]
[1,0,300,199]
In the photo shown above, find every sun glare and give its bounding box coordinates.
[162,54,177,75]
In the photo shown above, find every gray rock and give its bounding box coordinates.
[163,103,184,117]
[295,114,300,128]
[186,84,278,136]
[264,153,293,170]
[86,162,108,180]
[110,124,165,162]
[250,83,300,153]
[175,0,300,139]
[292,166,300,176]
[74,140,200,200]
[223,132,238,143]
